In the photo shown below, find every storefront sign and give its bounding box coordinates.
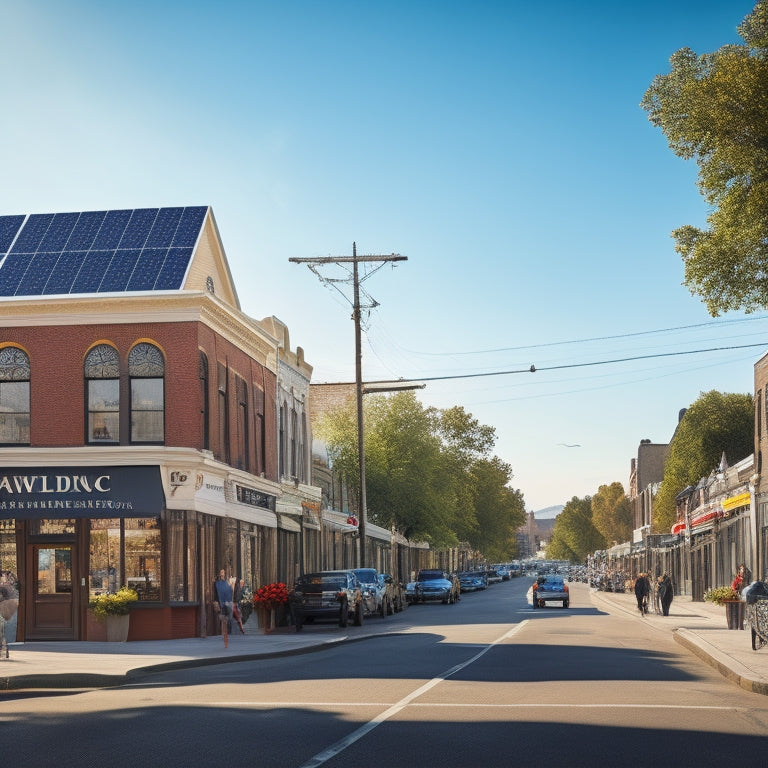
[722,492,750,514]
[0,466,164,519]
[235,484,276,510]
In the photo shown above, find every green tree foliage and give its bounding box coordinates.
[654,390,754,531]
[314,391,525,554]
[547,496,606,563]
[640,2,768,315]
[591,482,633,545]
[468,456,526,562]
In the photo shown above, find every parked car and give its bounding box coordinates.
[379,573,407,612]
[292,570,365,629]
[495,564,511,581]
[458,570,487,592]
[530,575,570,609]
[485,567,503,585]
[405,580,417,604]
[412,569,460,604]
[352,567,389,617]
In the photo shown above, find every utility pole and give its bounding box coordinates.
[290,244,407,568]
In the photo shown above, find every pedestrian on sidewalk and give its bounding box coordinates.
[659,573,673,616]
[213,568,234,647]
[732,564,752,595]
[634,572,650,615]
[230,576,246,634]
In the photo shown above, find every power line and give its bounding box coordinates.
[313,340,767,387]
[387,314,768,356]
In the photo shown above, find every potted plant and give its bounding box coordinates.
[252,582,290,633]
[89,587,139,641]
[704,586,744,630]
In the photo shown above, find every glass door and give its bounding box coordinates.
[28,545,75,639]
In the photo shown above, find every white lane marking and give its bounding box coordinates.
[299,622,527,768]
[189,702,743,711]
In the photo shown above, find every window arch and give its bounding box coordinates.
[199,352,209,450]
[0,346,30,445]
[129,342,165,443]
[85,344,120,443]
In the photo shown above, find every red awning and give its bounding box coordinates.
[671,521,686,535]
[690,509,722,528]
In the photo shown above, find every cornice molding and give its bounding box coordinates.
[0,292,279,366]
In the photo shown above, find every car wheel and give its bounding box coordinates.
[354,601,364,626]
[339,601,349,628]
[563,600,569,609]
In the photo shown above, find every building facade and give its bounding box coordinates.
[0,206,298,641]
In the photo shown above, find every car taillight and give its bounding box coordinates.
[564,584,569,592]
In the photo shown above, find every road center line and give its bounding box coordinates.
[299,622,527,768]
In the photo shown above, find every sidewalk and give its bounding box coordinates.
[2,590,768,693]
[590,587,768,695]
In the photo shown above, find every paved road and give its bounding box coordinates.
[3,580,768,768]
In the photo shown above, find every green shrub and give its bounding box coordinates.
[89,587,139,619]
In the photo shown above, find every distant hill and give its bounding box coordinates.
[535,505,564,519]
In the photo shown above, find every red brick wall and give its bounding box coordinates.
[0,321,277,480]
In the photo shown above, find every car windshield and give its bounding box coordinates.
[353,569,377,583]
[296,574,345,590]
[418,571,445,581]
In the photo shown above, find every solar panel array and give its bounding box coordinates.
[0,206,208,297]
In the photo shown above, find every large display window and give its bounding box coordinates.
[90,517,162,602]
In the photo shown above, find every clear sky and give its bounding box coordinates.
[1,1,763,512]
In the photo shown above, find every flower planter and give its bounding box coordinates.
[105,613,130,642]
[724,600,745,630]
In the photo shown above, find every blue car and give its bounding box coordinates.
[458,570,487,592]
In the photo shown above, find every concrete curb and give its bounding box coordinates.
[0,631,399,691]
[673,628,768,696]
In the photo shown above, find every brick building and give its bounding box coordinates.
[0,206,309,641]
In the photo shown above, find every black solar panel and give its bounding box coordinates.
[0,215,26,254]
[0,206,207,297]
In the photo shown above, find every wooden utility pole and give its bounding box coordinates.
[290,244,407,567]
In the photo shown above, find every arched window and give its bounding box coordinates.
[199,352,209,450]
[279,402,286,478]
[0,346,30,445]
[291,408,298,478]
[84,344,119,444]
[129,343,165,443]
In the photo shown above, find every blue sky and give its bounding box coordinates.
[1,0,763,513]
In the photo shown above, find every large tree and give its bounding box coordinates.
[653,390,754,531]
[468,456,526,561]
[640,2,768,315]
[591,482,633,546]
[314,391,526,553]
[547,496,606,563]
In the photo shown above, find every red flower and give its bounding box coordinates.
[253,582,290,606]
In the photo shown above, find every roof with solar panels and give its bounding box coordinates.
[0,206,240,309]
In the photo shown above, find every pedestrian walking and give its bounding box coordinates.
[732,563,752,595]
[213,568,234,647]
[634,572,650,615]
[230,576,245,634]
[659,573,673,616]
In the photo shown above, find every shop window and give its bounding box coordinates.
[0,346,30,445]
[168,510,199,603]
[129,343,165,443]
[85,344,120,444]
[89,517,162,602]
